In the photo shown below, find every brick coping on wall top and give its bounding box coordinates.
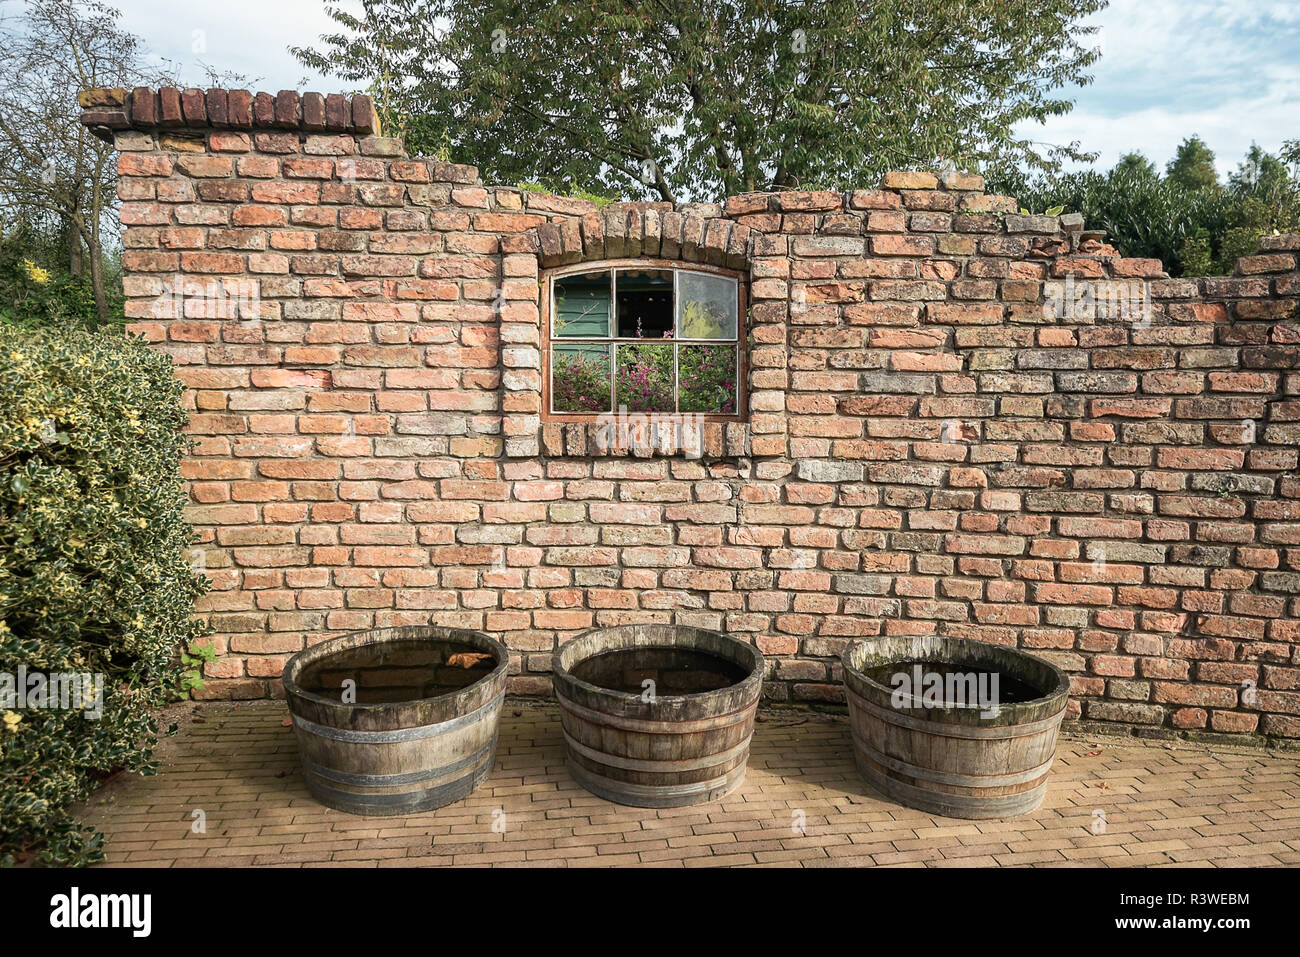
[79,87,380,138]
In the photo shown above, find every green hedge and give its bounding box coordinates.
[0,325,207,865]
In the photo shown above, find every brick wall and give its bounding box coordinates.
[82,87,1300,741]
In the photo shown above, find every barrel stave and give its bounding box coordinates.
[553,624,764,808]
[842,635,1069,820]
[282,625,507,817]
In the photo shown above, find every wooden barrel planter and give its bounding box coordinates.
[552,624,765,808]
[842,635,1070,819]
[282,625,508,816]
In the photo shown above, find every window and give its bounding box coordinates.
[545,263,743,418]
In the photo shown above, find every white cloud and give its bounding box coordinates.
[1023,0,1300,177]
[1025,76,1300,179]
[112,0,346,91]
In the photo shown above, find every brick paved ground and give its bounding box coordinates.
[78,701,1300,868]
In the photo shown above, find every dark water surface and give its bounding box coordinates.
[571,647,748,695]
[296,640,495,704]
[863,659,1044,706]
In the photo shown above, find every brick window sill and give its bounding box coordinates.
[535,420,751,459]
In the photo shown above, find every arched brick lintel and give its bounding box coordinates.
[525,203,755,273]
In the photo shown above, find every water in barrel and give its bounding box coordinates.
[295,639,495,704]
[863,659,1043,706]
[570,647,748,695]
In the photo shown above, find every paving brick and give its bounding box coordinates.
[74,700,1300,868]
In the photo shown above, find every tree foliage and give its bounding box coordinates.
[1166,135,1217,192]
[0,1,251,330]
[1112,152,1156,178]
[292,0,1106,202]
[995,139,1300,278]
[0,0,146,325]
[0,225,112,330]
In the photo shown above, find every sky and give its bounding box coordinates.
[107,0,1300,180]
[1030,0,1300,178]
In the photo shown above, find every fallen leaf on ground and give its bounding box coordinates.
[281,717,292,727]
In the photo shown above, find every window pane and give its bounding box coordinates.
[677,272,737,340]
[551,343,611,413]
[615,342,675,413]
[678,345,738,415]
[554,271,611,338]
[615,268,674,339]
